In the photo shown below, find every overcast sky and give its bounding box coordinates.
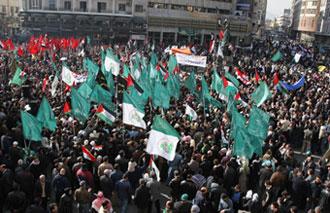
[266,0,291,19]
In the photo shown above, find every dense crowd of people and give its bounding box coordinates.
[0,35,330,213]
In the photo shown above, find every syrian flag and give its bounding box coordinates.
[235,68,250,85]
[93,145,103,152]
[63,101,71,114]
[185,104,198,121]
[96,105,115,125]
[123,91,146,129]
[42,76,49,93]
[273,72,279,86]
[149,156,160,181]
[146,115,180,161]
[82,146,96,162]
[209,33,215,53]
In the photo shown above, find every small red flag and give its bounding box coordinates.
[82,146,96,162]
[6,39,15,50]
[234,92,241,101]
[126,75,134,88]
[255,70,260,84]
[63,102,71,114]
[17,46,24,57]
[222,76,228,88]
[273,72,279,85]
[219,31,224,40]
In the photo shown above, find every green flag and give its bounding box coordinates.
[225,71,240,88]
[201,76,222,109]
[184,71,196,94]
[71,88,91,123]
[247,106,270,141]
[84,58,99,88]
[166,74,180,100]
[101,50,115,95]
[153,81,170,109]
[78,82,93,100]
[21,111,42,141]
[168,55,178,73]
[271,50,283,62]
[201,76,210,97]
[230,107,246,140]
[150,52,158,66]
[90,84,113,108]
[10,67,26,86]
[211,70,224,94]
[233,128,255,159]
[123,64,130,78]
[36,97,57,132]
[251,81,271,107]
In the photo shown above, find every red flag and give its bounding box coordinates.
[255,70,260,84]
[219,31,224,40]
[234,67,250,85]
[42,76,49,93]
[82,146,96,162]
[209,40,215,53]
[63,101,71,114]
[17,46,24,57]
[29,44,39,55]
[222,76,228,88]
[64,84,71,93]
[70,38,80,49]
[234,92,241,101]
[126,75,134,88]
[273,72,279,85]
[6,39,15,51]
[164,71,169,81]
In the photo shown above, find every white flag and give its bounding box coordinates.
[185,104,198,121]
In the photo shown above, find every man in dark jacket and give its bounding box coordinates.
[99,169,113,199]
[180,174,197,200]
[169,170,181,201]
[134,179,151,213]
[319,182,330,212]
[292,169,309,211]
[52,168,71,203]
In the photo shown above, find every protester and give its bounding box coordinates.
[1,34,330,213]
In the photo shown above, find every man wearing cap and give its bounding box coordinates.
[174,194,192,213]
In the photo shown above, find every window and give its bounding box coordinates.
[30,0,41,9]
[119,4,125,11]
[97,2,106,12]
[135,4,143,12]
[64,1,71,10]
[15,7,19,13]
[312,1,318,6]
[2,6,6,13]
[80,1,87,11]
[10,6,14,15]
[49,0,56,10]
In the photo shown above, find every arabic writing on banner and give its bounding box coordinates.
[176,53,207,68]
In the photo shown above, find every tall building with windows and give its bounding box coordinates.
[19,0,268,43]
[19,0,147,41]
[251,0,268,38]
[0,0,20,36]
[292,0,321,42]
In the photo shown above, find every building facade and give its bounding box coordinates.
[251,0,268,38]
[276,9,292,32]
[292,0,321,42]
[19,0,147,41]
[19,0,267,44]
[0,0,20,37]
